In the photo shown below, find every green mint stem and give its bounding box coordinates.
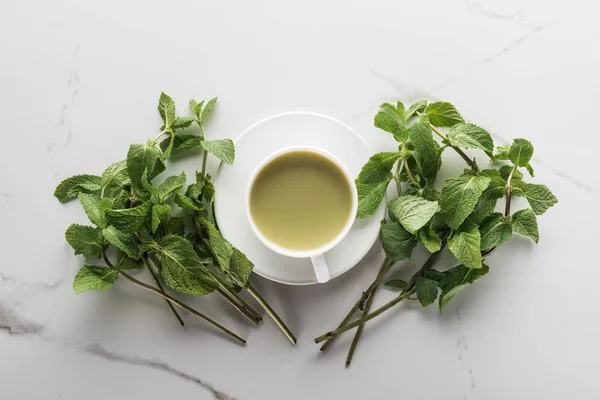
[217,287,261,325]
[214,277,262,322]
[425,120,479,172]
[246,281,297,345]
[315,245,445,344]
[394,159,403,196]
[150,128,169,146]
[142,256,184,327]
[320,257,391,352]
[484,167,517,258]
[102,251,246,345]
[200,124,209,177]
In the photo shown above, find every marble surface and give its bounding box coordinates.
[1,0,599,398]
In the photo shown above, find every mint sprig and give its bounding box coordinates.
[315,100,557,366]
[55,93,296,345]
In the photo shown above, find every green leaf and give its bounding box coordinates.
[374,111,405,141]
[227,246,254,287]
[439,264,489,312]
[405,100,427,120]
[448,224,482,269]
[157,172,186,203]
[383,279,408,290]
[425,101,464,127]
[356,152,402,183]
[78,193,113,228]
[160,133,176,161]
[525,164,535,177]
[54,175,102,203]
[159,134,204,155]
[172,116,195,130]
[379,220,418,261]
[418,226,442,253]
[509,138,534,167]
[151,204,172,233]
[423,268,445,282]
[157,92,176,128]
[203,220,234,271]
[102,226,140,259]
[65,224,103,258]
[408,115,440,183]
[447,123,494,157]
[416,277,439,307]
[479,213,512,251]
[511,209,539,243]
[73,265,118,294]
[185,172,205,206]
[200,139,235,165]
[105,200,152,234]
[200,97,218,122]
[468,169,506,225]
[189,99,203,118]
[499,165,522,181]
[126,144,165,189]
[101,160,129,189]
[512,181,558,215]
[493,144,511,161]
[140,169,160,199]
[388,195,438,234]
[157,235,218,295]
[174,193,202,211]
[440,173,491,230]
[116,250,143,270]
[356,178,391,218]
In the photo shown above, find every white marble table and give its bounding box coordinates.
[1,0,599,398]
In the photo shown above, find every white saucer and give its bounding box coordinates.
[214,112,385,285]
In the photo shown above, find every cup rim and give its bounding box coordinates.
[246,145,358,259]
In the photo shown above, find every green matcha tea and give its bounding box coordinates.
[249,151,354,251]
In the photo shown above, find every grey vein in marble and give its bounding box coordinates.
[370,70,439,104]
[464,0,523,23]
[483,25,544,64]
[456,308,475,399]
[0,303,44,336]
[80,343,236,400]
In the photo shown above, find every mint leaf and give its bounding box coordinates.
[440,173,491,230]
[65,224,103,258]
[200,139,235,164]
[405,100,427,120]
[159,134,204,155]
[509,138,534,167]
[374,111,405,141]
[418,226,442,253]
[105,200,152,233]
[525,163,535,177]
[425,102,464,127]
[189,99,203,118]
[174,193,202,211]
[448,224,482,269]
[185,172,205,206]
[116,250,143,270]
[356,152,401,183]
[102,226,140,259]
[380,102,406,125]
[447,123,493,157]
[408,114,440,183]
[54,175,102,203]
[101,160,129,189]
[492,144,511,161]
[379,221,418,261]
[388,195,438,234]
[499,165,522,181]
[511,208,539,243]
[512,181,558,215]
[227,246,254,287]
[468,169,506,225]
[157,172,186,203]
[160,133,176,161]
[439,264,489,312]
[73,265,118,294]
[78,193,113,228]
[479,213,512,251]
[151,204,172,233]
[158,92,176,128]
[423,268,445,282]
[416,277,439,307]
[356,178,391,218]
[203,219,234,271]
[157,235,218,295]
[383,279,408,290]
[200,97,218,123]
[126,144,165,188]
[172,117,195,130]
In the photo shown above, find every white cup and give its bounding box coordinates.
[246,146,358,283]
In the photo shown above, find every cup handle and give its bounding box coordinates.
[311,254,331,283]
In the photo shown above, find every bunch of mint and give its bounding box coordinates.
[55,93,296,345]
[315,100,557,366]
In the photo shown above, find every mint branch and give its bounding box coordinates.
[216,287,261,325]
[102,250,246,345]
[143,255,184,326]
[421,114,479,171]
[246,281,297,345]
